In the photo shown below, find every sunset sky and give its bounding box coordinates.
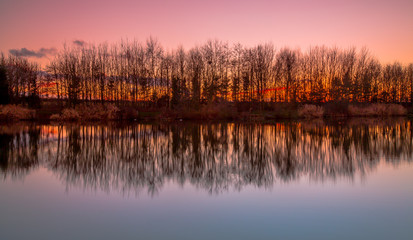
[1,0,413,68]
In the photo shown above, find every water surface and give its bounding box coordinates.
[1,120,412,239]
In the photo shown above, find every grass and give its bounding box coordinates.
[0,105,35,121]
[160,103,237,121]
[298,104,324,119]
[348,103,407,117]
[50,103,123,122]
[0,101,410,122]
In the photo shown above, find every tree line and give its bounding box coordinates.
[0,55,40,107]
[1,38,413,107]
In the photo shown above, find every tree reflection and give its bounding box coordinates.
[0,124,40,179]
[1,120,412,195]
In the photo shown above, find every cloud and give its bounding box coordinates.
[9,47,57,58]
[73,40,86,47]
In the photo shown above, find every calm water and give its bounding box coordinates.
[1,120,413,240]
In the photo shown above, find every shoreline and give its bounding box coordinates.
[1,101,412,123]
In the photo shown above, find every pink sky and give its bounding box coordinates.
[1,0,413,67]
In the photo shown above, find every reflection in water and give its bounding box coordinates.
[0,124,40,179]
[1,120,412,195]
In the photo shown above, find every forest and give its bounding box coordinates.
[1,38,413,120]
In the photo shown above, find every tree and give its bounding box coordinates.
[0,64,10,105]
[407,64,413,103]
[275,48,298,103]
[171,77,180,108]
[230,43,243,102]
[188,47,202,105]
[146,37,163,103]
[253,43,274,105]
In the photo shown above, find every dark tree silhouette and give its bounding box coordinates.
[1,38,413,108]
[0,65,11,105]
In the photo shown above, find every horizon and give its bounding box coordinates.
[1,0,413,67]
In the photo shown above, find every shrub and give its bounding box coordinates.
[323,102,349,117]
[50,103,121,121]
[118,106,139,120]
[0,105,35,121]
[50,108,80,121]
[198,103,237,120]
[348,105,371,116]
[63,108,81,119]
[75,104,105,120]
[49,113,61,121]
[298,104,324,118]
[387,104,407,116]
[348,104,406,117]
[273,103,299,119]
[165,102,237,120]
[106,104,121,120]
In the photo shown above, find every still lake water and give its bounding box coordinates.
[1,120,413,240]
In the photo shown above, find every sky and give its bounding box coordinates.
[1,0,413,67]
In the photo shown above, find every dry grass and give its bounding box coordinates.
[118,106,139,120]
[298,104,324,118]
[50,109,80,121]
[196,103,236,120]
[50,103,121,121]
[348,104,407,117]
[75,103,120,120]
[386,104,408,115]
[0,105,35,121]
[162,102,237,120]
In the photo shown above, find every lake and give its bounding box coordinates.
[1,119,413,239]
